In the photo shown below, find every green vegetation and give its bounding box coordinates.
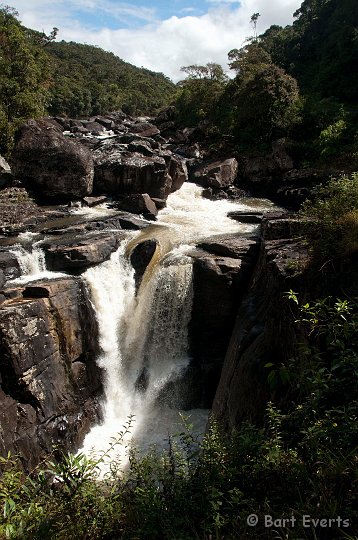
[0,6,51,154]
[174,0,358,161]
[300,172,358,262]
[45,41,174,118]
[0,295,356,539]
[0,5,175,155]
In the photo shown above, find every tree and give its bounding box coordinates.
[250,12,260,39]
[0,6,51,153]
[232,64,301,142]
[175,63,228,126]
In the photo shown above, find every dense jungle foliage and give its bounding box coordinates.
[174,0,358,161]
[0,5,174,154]
[0,293,357,539]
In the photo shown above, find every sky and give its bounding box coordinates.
[8,0,302,82]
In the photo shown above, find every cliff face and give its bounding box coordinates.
[212,215,310,429]
[0,278,102,469]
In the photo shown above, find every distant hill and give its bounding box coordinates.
[45,40,176,118]
[0,5,175,154]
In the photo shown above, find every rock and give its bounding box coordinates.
[82,195,108,207]
[70,125,89,135]
[262,213,302,240]
[202,188,228,200]
[129,122,160,138]
[128,140,155,156]
[277,168,336,207]
[271,138,294,171]
[0,155,12,188]
[95,117,115,130]
[53,117,71,131]
[130,239,158,287]
[82,121,105,134]
[115,213,152,230]
[198,236,258,260]
[0,277,102,468]
[0,269,5,289]
[189,237,259,406]
[11,119,94,200]
[43,232,125,271]
[119,193,158,220]
[94,141,172,199]
[154,106,176,125]
[168,155,188,192]
[212,237,309,431]
[0,250,21,281]
[151,198,166,210]
[192,158,238,188]
[227,211,263,224]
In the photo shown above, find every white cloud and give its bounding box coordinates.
[10,0,301,82]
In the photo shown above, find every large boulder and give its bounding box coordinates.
[128,122,160,138]
[168,155,188,192]
[93,140,172,199]
[0,277,102,468]
[11,119,94,200]
[130,239,158,287]
[42,231,126,272]
[192,158,238,189]
[119,193,158,220]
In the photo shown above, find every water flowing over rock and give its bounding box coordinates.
[11,119,94,200]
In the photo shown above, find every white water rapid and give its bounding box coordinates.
[9,240,66,284]
[80,183,274,472]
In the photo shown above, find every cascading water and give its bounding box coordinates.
[9,242,67,284]
[11,245,46,276]
[80,183,273,470]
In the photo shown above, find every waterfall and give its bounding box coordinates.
[80,183,274,470]
[9,242,67,284]
[12,245,46,276]
[81,243,194,469]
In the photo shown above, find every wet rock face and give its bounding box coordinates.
[130,239,158,287]
[11,119,94,200]
[0,277,102,469]
[189,236,260,407]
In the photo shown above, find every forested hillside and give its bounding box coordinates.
[0,6,175,155]
[174,0,358,163]
[45,41,174,118]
